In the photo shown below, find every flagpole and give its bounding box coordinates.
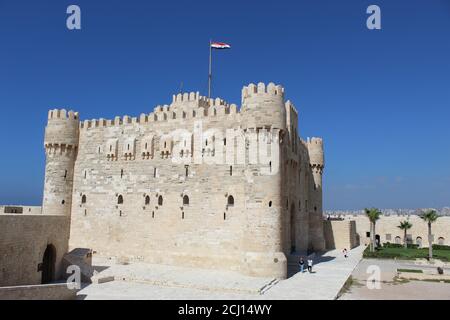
[208,39,212,99]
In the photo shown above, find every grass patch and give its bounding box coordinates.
[397,268,423,273]
[363,246,450,262]
[421,279,450,284]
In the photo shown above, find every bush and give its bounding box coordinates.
[397,268,423,273]
[432,244,450,250]
[383,243,403,248]
[383,243,418,249]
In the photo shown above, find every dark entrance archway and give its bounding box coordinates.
[290,204,296,253]
[41,244,56,284]
[375,234,381,248]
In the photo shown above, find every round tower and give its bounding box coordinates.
[240,82,286,130]
[308,137,324,188]
[42,109,80,216]
[239,83,288,278]
[307,137,326,251]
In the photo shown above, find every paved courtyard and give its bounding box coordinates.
[338,258,450,300]
[77,245,365,300]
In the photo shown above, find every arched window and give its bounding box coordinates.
[81,195,87,204]
[183,195,189,206]
[145,195,150,205]
[438,237,445,245]
[158,195,163,206]
[118,195,124,205]
[269,201,272,208]
[395,236,401,244]
[416,237,423,247]
[227,195,234,207]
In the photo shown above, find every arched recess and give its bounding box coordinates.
[41,244,56,284]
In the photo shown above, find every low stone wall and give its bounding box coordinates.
[0,214,70,286]
[323,220,358,250]
[0,283,78,300]
[341,215,450,247]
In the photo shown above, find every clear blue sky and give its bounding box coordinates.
[0,0,449,210]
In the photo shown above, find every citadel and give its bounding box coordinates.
[1,82,332,287]
[1,82,449,298]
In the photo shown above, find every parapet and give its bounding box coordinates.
[48,109,79,121]
[44,109,80,150]
[79,93,238,130]
[241,82,284,103]
[240,82,286,130]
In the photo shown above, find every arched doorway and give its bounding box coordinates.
[290,204,296,253]
[416,237,423,247]
[41,244,56,284]
[375,234,381,248]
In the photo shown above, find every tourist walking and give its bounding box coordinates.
[307,258,313,273]
[343,248,348,258]
[299,257,305,273]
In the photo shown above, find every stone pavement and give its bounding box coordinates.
[77,245,365,300]
[264,245,365,299]
[339,257,450,300]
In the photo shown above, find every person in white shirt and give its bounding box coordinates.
[343,248,348,258]
[307,259,313,272]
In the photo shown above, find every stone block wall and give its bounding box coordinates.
[0,214,70,287]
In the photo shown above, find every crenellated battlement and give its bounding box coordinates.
[79,95,238,130]
[308,137,323,147]
[241,82,284,101]
[48,109,79,121]
[171,91,201,104]
[44,108,80,150]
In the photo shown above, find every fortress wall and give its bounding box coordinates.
[323,220,358,250]
[0,283,78,300]
[340,215,450,246]
[0,215,70,287]
[281,143,311,255]
[55,83,324,278]
[69,113,286,275]
[0,206,42,214]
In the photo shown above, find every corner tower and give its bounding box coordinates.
[241,82,286,130]
[239,82,288,278]
[307,137,326,250]
[42,109,79,216]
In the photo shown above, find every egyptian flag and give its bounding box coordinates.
[211,42,231,49]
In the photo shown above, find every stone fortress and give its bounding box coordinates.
[0,82,329,287]
[1,82,448,296]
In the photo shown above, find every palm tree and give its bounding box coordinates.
[365,207,381,252]
[397,220,413,249]
[420,209,439,260]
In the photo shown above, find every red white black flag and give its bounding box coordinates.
[211,42,231,49]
